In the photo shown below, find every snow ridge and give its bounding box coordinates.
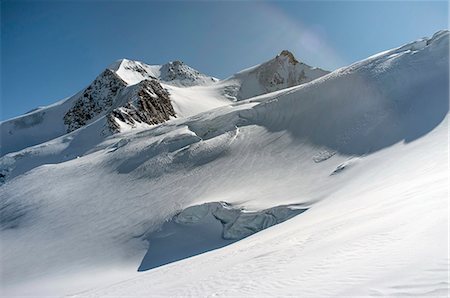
[109,58,217,86]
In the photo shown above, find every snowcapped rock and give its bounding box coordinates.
[109,58,217,87]
[159,60,218,86]
[63,64,185,134]
[108,58,160,85]
[63,69,128,132]
[107,79,176,132]
[221,50,329,100]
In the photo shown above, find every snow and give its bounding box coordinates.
[165,84,231,118]
[0,94,77,156]
[0,60,222,156]
[109,58,218,87]
[218,50,329,100]
[0,51,325,157]
[75,123,449,296]
[0,30,448,297]
[137,202,305,271]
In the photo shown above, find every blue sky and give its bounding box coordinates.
[1,1,448,120]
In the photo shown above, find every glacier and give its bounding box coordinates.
[0,31,448,297]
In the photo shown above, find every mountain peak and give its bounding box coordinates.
[159,60,218,86]
[107,58,131,72]
[277,50,299,65]
[224,50,329,100]
[106,58,217,87]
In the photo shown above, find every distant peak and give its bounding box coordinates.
[168,60,184,66]
[277,50,299,65]
[162,60,187,70]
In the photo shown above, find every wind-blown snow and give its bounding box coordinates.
[0,30,448,297]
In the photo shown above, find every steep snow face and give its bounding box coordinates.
[220,50,329,100]
[109,58,218,86]
[1,31,448,297]
[163,84,231,118]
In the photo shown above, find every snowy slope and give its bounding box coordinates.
[0,97,76,157]
[0,30,448,297]
[77,119,449,297]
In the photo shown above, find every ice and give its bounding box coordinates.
[138,202,307,271]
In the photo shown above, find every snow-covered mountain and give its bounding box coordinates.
[0,51,325,157]
[0,60,218,156]
[219,50,329,100]
[1,31,448,297]
[109,58,219,86]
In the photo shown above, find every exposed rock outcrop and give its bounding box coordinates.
[107,79,176,132]
[63,67,177,134]
[64,69,127,132]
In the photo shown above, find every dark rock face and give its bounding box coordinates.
[107,79,176,132]
[64,67,176,134]
[64,69,127,132]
